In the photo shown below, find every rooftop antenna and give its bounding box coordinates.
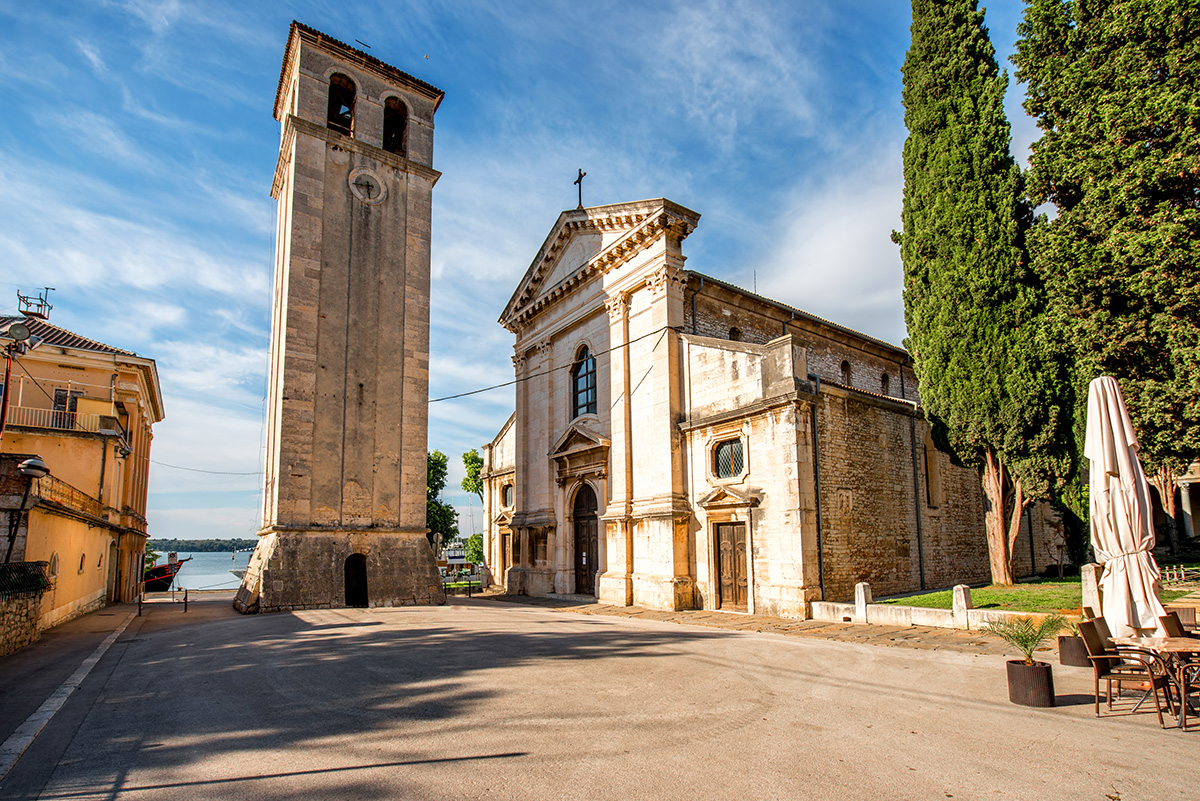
[17,287,54,320]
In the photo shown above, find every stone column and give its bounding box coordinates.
[599,293,634,606]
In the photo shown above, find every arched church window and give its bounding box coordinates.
[327,73,356,135]
[502,484,514,508]
[571,346,597,419]
[881,372,890,395]
[840,360,852,386]
[383,96,408,155]
[924,431,943,509]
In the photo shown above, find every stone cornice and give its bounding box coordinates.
[499,199,700,334]
[272,115,441,200]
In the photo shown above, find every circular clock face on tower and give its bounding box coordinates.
[348,168,388,205]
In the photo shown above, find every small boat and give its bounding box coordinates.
[229,569,246,579]
[143,554,192,592]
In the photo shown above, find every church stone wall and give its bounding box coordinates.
[685,278,921,404]
[812,386,1059,603]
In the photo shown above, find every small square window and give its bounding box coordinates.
[713,439,744,479]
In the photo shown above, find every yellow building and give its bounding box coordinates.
[1,315,164,630]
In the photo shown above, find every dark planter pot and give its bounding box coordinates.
[1007,659,1056,707]
[1058,635,1090,667]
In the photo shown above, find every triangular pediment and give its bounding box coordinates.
[499,198,700,332]
[697,485,761,509]
[550,421,610,458]
[493,510,512,526]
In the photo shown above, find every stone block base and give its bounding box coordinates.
[750,583,816,619]
[597,572,633,606]
[503,567,553,597]
[632,574,696,611]
[234,528,444,614]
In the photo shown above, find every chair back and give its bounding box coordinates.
[1079,620,1119,672]
[1092,616,1115,647]
[1160,612,1187,638]
[1167,605,1197,630]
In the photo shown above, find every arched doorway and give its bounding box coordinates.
[573,484,598,595]
[344,553,368,608]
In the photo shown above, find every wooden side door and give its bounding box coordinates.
[574,516,597,595]
[716,522,748,611]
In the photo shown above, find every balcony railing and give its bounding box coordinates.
[6,405,102,433]
[34,474,106,520]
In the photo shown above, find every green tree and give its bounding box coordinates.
[426,450,458,552]
[894,0,1073,584]
[1013,0,1200,546]
[465,532,484,567]
[461,449,484,503]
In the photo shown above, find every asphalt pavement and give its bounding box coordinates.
[0,591,1194,800]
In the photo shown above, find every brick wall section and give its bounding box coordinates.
[813,387,1059,602]
[0,595,43,657]
[683,274,921,404]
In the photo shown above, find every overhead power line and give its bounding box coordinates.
[429,324,675,403]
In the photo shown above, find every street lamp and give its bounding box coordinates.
[4,456,50,562]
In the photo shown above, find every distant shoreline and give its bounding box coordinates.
[148,538,257,553]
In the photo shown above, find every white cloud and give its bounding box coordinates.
[756,155,907,347]
[74,39,107,74]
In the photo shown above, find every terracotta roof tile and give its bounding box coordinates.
[0,316,135,356]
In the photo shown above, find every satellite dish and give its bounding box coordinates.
[7,322,31,342]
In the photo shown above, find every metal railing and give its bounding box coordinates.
[0,561,52,599]
[6,405,102,433]
[33,474,106,519]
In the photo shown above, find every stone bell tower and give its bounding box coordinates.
[236,22,445,612]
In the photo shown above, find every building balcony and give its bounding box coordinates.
[33,474,106,521]
[6,405,126,440]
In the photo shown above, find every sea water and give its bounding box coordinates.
[162,550,254,591]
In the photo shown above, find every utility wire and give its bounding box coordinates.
[150,460,262,476]
[429,324,676,403]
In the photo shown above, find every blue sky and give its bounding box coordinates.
[0,0,1037,540]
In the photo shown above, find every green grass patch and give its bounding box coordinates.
[878,578,1190,614]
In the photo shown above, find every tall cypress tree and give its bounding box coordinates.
[1013,0,1200,545]
[895,0,1073,584]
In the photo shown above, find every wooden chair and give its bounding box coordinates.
[1078,619,1174,728]
[1160,611,1200,639]
[1178,658,1200,730]
[1165,605,1197,632]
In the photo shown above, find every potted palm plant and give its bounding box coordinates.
[1057,617,1090,667]
[983,614,1065,707]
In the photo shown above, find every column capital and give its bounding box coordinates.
[649,264,686,299]
[605,292,630,319]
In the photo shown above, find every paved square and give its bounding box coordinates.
[2,596,1193,800]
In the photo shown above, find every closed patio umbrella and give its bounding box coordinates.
[1084,376,1166,637]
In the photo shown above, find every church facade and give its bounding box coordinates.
[482,198,1059,615]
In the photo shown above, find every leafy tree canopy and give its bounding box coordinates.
[461,449,484,502]
[1013,0,1200,480]
[465,532,484,566]
[896,0,1074,581]
[426,450,458,550]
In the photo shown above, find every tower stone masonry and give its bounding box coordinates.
[235,22,444,612]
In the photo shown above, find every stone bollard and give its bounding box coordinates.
[952,584,973,630]
[854,582,872,624]
[1081,563,1103,617]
